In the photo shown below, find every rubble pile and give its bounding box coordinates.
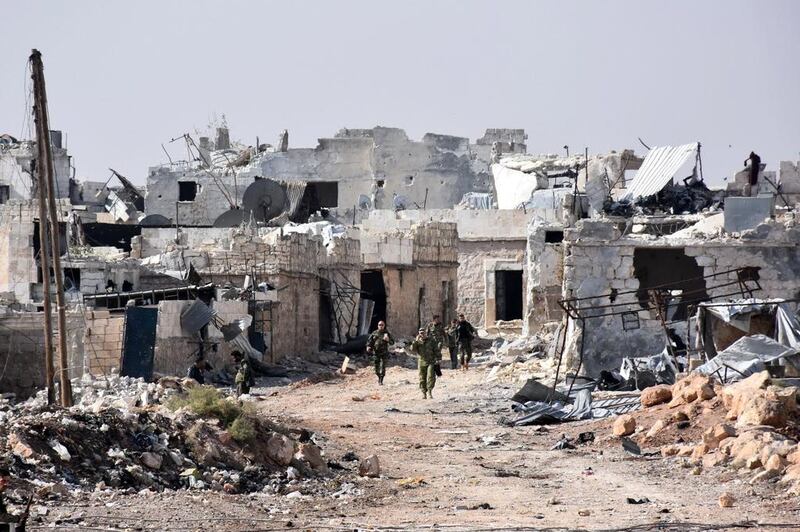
[479,331,558,384]
[618,371,800,495]
[0,376,345,498]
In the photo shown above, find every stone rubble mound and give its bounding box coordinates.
[0,375,356,499]
[623,371,800,495]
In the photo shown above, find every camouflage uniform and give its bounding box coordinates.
[411,332,439,398]
[235,357,254,396]
[426,320,445,369]
[445,323,459,369]
[367,328,394,384]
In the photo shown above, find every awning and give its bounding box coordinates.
[622,143,697,201]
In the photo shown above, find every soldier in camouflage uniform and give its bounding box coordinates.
[411,327,439,399]
[456,313,477,371]
[445,319,459,369]
[366,320,394,385]
[426,314,446,365]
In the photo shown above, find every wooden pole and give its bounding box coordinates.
[30,49,73,406]
[31,92,56,406]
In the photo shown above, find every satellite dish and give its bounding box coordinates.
[213,208,251,228]
[241,179,287,222]
[139,214,173,226]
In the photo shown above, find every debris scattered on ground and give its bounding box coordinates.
[0,374,370,504]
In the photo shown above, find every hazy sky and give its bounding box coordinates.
[2,1,798,186]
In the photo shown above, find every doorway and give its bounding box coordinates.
[495,270,523,321]
[360,270,387,332]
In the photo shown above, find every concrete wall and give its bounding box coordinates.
[0,202,37,304]
[561,218,800,376]
[0,311,84,399]
[364,208,534,240]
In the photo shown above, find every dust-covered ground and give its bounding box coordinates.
[21,362,800,531]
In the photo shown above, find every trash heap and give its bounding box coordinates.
[610,370,800,496]
[0,375,339,498]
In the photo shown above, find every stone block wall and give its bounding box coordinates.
[458,240,525,328]
[524,219,565,334]
[83,309,124,375]
[271,274,319,360]
[383,264,458,338]
[411,222,459,265]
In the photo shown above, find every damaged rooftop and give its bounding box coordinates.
[2,1,800,530]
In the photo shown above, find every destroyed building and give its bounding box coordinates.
[4,115,800,412]
[144,126,527,226]
[0,131,71,203]
[557,215,800,376]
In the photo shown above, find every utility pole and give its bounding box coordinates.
[30,49,73,406]
[32,115,56,406]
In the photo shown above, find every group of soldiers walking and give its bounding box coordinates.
[366,313,477,399]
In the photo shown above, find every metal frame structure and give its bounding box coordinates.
[550,266,762,398]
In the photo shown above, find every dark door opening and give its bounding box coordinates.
[319,278,334,347]
[63,268,81,292]
[495,270,523,321]
[360,270,386,332]
[291,182,339,222]
[633,248,708,321]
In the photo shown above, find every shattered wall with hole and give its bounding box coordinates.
[144,127,526,226]
[560,217,800,376]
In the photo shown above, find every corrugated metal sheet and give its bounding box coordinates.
[180,299,217,333]
[622,143,697,201]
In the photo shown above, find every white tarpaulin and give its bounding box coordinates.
[696,334,799,383]
[695,299,800,382]
[491,163,548,209]
[622,143,697,201]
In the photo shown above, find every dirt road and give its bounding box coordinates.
[29,362,800,531]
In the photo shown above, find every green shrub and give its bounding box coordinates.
[168,385,242,426]
[228,416,256,443]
